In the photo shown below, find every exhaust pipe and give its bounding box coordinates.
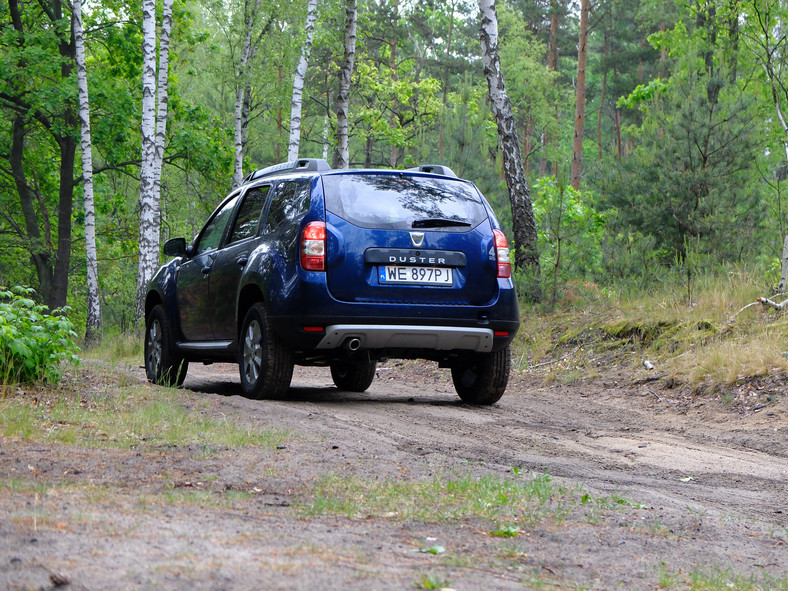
[344,337,361,351]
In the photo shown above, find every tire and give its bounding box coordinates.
[239,303,294,399]
[451,346,511,405]
[330,359,377,392]
[144,304,188,387]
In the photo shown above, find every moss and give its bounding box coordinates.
[601,320,674,344]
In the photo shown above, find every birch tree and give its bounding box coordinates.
[134,0,159,322]
[73,0,101,345]
[233,0,262,186]
[288,0,319,161]
[334,0,357,169]
[134,0,174,322]
[153,0,174,209]
[478,0,541,301]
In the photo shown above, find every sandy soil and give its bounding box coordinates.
[1,359,786,590]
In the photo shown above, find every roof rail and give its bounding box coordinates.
[406,164,457,178]
[244,158,331,183]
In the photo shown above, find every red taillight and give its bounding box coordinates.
[301,221,326,271]
[493,229,511,279]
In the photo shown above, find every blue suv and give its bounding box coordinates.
[144,159,520,404]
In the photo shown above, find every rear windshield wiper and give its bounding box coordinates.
[412,218,472,229]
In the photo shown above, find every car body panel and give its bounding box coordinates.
[145,163,520,369]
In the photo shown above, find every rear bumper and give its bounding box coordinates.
[266,270,520,355]
[316,324,494,352]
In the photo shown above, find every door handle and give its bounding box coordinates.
[201,266,211,276]
[237,257,249,267]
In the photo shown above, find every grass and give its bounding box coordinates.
[512,266,788,393]
[80,330,143,365]
[657,564,788,591]
[0,366,289,450]
[300,471,606,528]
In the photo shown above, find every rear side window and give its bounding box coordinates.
[265,179,311,232]
[322,174,487,231]
[228,186,270,244]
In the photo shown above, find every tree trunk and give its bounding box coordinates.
[570,0,589,190]
[779,234,788,292]
[597,29,608,160]
[152,0,173,230]
[233,0,262,186]
[135,0,159,323]
[333,0,357,169]
[288,0,319,162]
[5,0,74,310]
[438,0,456,160]
[11,117,54,304]
[389,0,399,168]
[74,0,102,346]
[540,0,560,177]
[478,0,541,302]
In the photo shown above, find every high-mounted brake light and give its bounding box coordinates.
[493,229,511,279]
[301,221,326,271]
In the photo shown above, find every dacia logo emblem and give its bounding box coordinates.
[410,232,425,247]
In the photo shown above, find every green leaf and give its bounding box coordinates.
[418,545,445,554]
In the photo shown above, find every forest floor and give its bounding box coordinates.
[1,358,786,590]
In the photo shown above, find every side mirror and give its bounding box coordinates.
[163,237,187,257]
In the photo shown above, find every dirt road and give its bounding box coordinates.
[1,361,786,590]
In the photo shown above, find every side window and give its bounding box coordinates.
[195,196,238,254]
[228,186,270,244]
[264,180,311,232]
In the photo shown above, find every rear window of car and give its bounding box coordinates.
[322,173,488,231]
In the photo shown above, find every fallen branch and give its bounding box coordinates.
[729,295,788,323]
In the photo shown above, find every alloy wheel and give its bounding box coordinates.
[243,319,263,384]
[146,319,163,375]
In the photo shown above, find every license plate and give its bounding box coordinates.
[379,266,453,286]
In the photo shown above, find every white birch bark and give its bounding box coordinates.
[333,0,357,169]
[478,0,541,300]
[779,233,788,291]
[288,0,319,162]
[233,0,262,187]
[152,0,173,217]
[74,0,102,345]
[322,114,330,160]
[135,0,159,323]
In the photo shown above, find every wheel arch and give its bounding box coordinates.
[145,290,163,320]
[237,284,265,337]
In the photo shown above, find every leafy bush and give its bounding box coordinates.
[0,287,80,385]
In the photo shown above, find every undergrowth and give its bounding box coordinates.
[512,267,788,395]
[0,287,80,388]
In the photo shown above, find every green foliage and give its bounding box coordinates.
[0,287,79,385]
[599,64,762,263]
[3,0,788,329]
[415,573,451,590]
[489,524,522,537]
[532,176,606,302]
[498,2,569,166]
[616,78,667,109]
[353,61,442,158]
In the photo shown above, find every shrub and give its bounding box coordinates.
[0,287,80,386]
